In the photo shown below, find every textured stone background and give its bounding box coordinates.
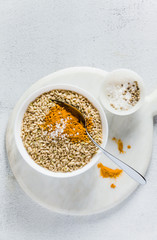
[0,0,157,239]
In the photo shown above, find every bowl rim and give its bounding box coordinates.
[14,84,108,178]
[99,68,145,116]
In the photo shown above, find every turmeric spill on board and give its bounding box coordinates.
[127,145,131,149]
[97,163,123,179]
[40,104,93,143]
[112,137,125,154]
[111,184,116,189]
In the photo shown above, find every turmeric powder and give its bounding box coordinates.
[111,183,116,189]
[40,103,93,143]
[97,163,123,178]
[112,137,125,154]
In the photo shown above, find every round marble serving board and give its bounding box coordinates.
[6,67,157,215]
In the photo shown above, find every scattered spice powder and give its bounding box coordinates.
[112,137,125,154]
[97,163,123,179]
[40,104,93,143]
[127,145,131,149]
[111,183,116,189]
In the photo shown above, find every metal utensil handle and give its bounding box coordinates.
[86,131,146,185]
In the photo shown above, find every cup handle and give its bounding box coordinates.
[145,89,157,117]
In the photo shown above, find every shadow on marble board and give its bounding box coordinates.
[154,115,157,123]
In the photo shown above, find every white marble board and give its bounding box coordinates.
[6,67,157,215]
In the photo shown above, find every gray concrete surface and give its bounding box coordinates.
[0,0,157,239]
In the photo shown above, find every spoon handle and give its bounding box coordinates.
[86,131,146,185]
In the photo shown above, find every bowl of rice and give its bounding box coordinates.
[14,84,108,178]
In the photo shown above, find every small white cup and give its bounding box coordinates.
[99,69,145,116]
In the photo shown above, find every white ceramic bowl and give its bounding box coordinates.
[100,69,145,116]
[14,84,108,178]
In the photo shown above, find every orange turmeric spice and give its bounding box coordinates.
[111,183,116,189]
[40,103,93,143]
[97,163,123,178]
[112,137,125,154]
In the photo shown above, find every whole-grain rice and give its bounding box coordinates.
[21,90,102,172]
